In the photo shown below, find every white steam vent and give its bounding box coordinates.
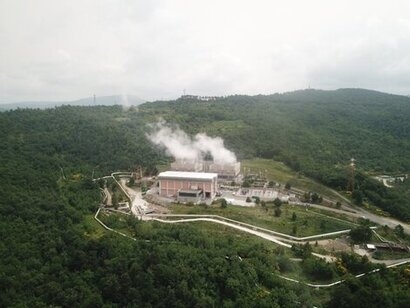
[147,120,237,164]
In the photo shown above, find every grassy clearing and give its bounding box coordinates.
[98,211,134,236]
[170,220,285,251]
[372,250,410,260]
[306,207,360,225]
[242,158,345,202]
[203,120,250,135]
[91,210,287,252]
[82,214,106,239]
[170,203,356,237]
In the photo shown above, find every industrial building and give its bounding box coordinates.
[206,162,241,179]
[158,171,218,202]
[170,159,203,172]
[170,159,241,180]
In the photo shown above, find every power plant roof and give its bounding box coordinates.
[158,171,218,180]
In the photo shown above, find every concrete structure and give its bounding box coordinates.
[158,171,218,201]
[177,190,203,203]
[208,162,241,179]
[170,159,203,172]
[170,159,241,180]
[366,244,376,250]
[366,242,410,252]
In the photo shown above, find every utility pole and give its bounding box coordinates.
[346,158,355,193]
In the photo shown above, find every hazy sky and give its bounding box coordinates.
[1,0,410,102]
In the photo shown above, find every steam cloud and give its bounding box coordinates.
[147,120,237,164]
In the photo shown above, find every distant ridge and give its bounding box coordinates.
[0,95,146,111]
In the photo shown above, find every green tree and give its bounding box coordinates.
[98,178,105,189]
[273,197,282,207]
[352,190,363,205]
[112,193,119,209]
[128,177,135,187]
[242,180,251,188]
[311,192,319,203]
[349,226,372,243]
[394,224,404,238]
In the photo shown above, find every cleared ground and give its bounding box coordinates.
[242,158,347,203]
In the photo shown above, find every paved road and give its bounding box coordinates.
[294,202,410,235]
[327,188,410,235]
[118,178,149,216]
[290,185,410,235]
[104,187,112,206]
[353,207,410,234]
[279,258,410,288]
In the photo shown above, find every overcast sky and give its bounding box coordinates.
[1,0,410,103]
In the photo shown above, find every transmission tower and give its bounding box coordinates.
[346,158,356,192]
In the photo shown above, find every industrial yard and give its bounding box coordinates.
[95,156,410,290]
[90,121,410,295]
[95,167,410,288]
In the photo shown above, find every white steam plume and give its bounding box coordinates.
[147,120,237,164]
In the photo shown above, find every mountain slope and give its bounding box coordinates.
[140,88,410,220]
[142,88,410,173]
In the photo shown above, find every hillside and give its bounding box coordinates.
[140,88,410,220]
[0,105,325,306]
[143,88,409,172]
[0,90,409,306]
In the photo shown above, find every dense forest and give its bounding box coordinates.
[0,89,409,306]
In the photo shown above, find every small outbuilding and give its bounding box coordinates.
[366,244,376,250]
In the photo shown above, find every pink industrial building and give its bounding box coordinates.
[158,171,218,201]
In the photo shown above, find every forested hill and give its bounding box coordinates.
[0,95,409,306]
[142,88,410,175]
[140,88,410,220]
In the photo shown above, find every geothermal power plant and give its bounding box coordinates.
[157,159,241,203]
[149,121,242,203]
[158,171,218,203]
